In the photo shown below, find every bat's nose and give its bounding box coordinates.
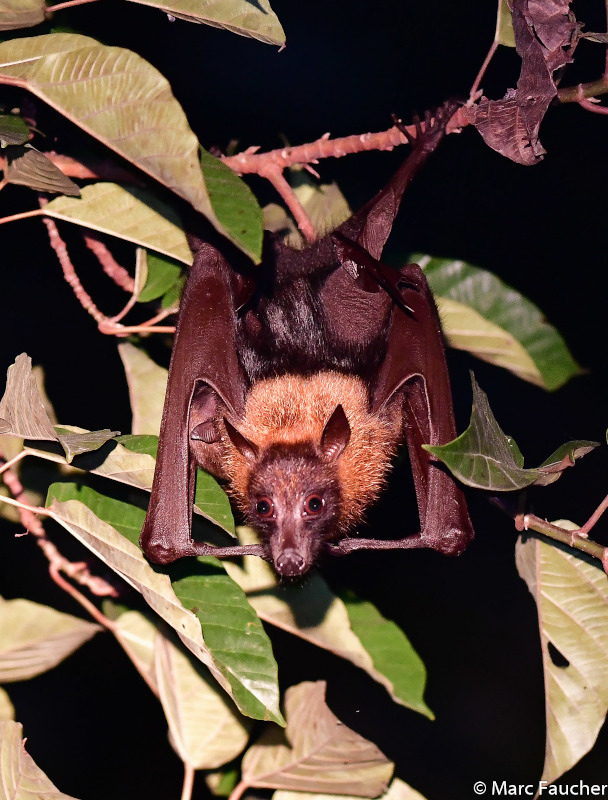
[275,548,307,577]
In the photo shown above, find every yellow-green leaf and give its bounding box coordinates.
[242,681,393,796]
[0,0,45,31]
[436,296,542,386]
[126,0,285,46]
[0,597,99,682]
[155,631,251,769]
[118,342,168,435]
[0,34,260,258]
[0,721,80,800]
[516,531,608,785]
[495,0,515,47]
[44,182,192,264]
[0,688,14,721]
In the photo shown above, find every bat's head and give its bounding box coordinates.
[224,406,350,577]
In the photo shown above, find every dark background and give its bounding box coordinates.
[1,0,608,797]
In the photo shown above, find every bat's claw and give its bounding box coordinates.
[393,99,460,152]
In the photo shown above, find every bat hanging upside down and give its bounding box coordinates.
[140,101,474,577]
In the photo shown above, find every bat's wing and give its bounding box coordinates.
[326,255,473,557]
[140,242,266,564]
[338,101,459,259]
[323,102,473,556]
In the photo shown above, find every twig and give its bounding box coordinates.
[558,78,608,104]
[41,152,143,184]
[49,563,116,626]
[493,496,608,573]
[222,117,461,176]
[223,108,466,241]
[263,168,316,242]
[469,40,499,100]
[578,491,608,535]
[84,234,135,292]
[98,320,176,336]
[0,464,118,597]
[42,214,107,324]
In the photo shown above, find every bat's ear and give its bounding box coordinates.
[321,405,351,462]
[224,418,259,462]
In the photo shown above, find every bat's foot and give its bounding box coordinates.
[393,99,460,153]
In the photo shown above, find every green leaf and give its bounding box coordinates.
[0,33,260,258]
[5,145,80,195]
[53,425,121,461]
[155,629,252,768]
[116,433,235,535]
[424,375,598,491]
[0,353,119,462]
[0,596,100,682]
[45,490,283,724]
[117,341,168,435]
[200,146,263,263]
[224,529,428,715]
[47,482,146,543]
[342,598,432,718]
[419,255,582,390]
[0,0,45,31]
[125,0,285,46]
[138,251,183,302]
[43,182,192,264]
[516,532,608,785]
[0,721,80,800]
[0,113,29,145]
[161,274,184,309]
[242,681,393,796]
[114,433,159,457]
[172,567,281,725]
[495,0,515,47]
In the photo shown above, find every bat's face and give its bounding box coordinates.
[242,442,343,577]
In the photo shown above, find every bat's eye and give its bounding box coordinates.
[256,497,274,517]
[304,494,324,515]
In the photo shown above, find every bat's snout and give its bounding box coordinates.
[274,548,308,577]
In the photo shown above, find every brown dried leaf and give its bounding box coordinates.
[5,146,80,196]
[467,0,577,164]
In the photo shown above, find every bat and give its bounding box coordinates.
[140,101,474,577]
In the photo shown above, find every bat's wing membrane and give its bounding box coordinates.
[140,243,265,563]
[326,101,474,556]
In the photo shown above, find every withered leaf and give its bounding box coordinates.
[467,0,578,164]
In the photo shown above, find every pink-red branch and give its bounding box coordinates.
[84,234,135,292]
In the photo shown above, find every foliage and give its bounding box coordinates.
[0,1,607,799]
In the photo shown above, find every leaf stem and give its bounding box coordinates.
[181,763,195,800]
[228,780,249,800]
[469,40,499,99]
[0,208,43,226]
[47,0,101,11]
